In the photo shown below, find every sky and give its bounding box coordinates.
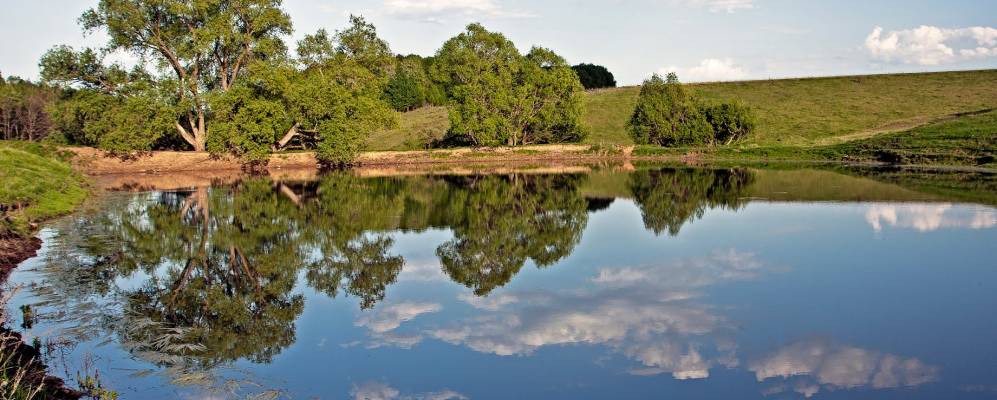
[1,0,995,85]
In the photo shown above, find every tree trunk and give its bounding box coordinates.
[275,122,301,150]
[175,121,207,151]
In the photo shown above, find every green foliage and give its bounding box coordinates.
[431,23,585,146]
[703,100,756,145]
[45,0,294,152]
[333,15,395,80]
[628,73,713,146]
[384,69,425,111]
[49,85,176,154]
[425,83,447,106]
[571,63,617,90]
[517,47,588,144]
[296,65,397,166]
[208,62,296,163]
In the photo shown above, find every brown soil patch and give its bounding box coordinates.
[0,234,41,281]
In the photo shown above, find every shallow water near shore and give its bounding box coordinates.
[5,164,997,399]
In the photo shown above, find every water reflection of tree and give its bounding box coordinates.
[436,174,589,295]
[27,172,592,380]
[105,180,307,367]
[629,168,755,236]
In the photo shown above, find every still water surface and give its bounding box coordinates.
[6,166,997,399]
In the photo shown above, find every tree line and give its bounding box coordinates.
[0,75,56,141]
[3,0,756,164]
[0,0,628,166]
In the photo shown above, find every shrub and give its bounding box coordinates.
[627,73,713,147]
[703,100,756,145]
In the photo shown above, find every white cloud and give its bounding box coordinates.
[458,292,518,311]
[428,250,767,379]
[382,0,533,22]
[351,382,467,400]
[659,58,749,82]
[864,204,997,232]
[750,338,939,397]
[673,0,755,13]
[352,382,400,400]
[397,259,447,282]
[355,302,442,333]
[865,25,997,65]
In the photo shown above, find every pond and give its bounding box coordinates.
[5,164,997,399]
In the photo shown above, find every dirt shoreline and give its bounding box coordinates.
[66,144,650,175]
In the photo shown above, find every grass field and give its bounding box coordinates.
[371,69,997,151]
[0,141,87,235]
[635,109,997,168]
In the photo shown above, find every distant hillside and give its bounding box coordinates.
[368,69,997,151]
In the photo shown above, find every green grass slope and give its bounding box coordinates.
[0,142,87,235]
[375,69,997,150]
[647,109,997,167]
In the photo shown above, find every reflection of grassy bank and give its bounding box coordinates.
[579,163,994,206]
[832,167,997,206]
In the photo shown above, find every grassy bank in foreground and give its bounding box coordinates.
[635,109,997,168]
[0,142,87,236]
[369,69,997,151]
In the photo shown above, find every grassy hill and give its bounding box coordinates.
[368,69,997,151]
[0,142,87,235]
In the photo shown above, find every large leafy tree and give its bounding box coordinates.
[41,0,293,151]
[431,23,585,146]
[195,15,397,165]
[41,49,178,152]
[91,0,291,151]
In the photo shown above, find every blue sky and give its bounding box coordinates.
[2,0,995,84]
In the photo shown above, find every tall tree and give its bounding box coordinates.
[45,0,293,151]
[432,23,585,147]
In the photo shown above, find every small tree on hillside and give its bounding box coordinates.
[571,63,617,90]
[628,73,712,146]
